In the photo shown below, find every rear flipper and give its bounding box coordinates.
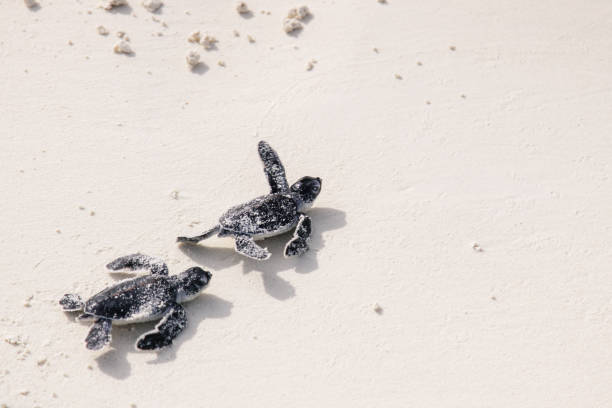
[136,304,187,351]
[235,235,271,260]
[85,318,112,350]
[177,225,220,244]
[284,214,312,257]
[106,253,168,275]
[59,293,84,311]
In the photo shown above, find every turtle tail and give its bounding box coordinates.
[177,225,221,244]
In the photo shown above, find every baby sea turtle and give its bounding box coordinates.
[177,141,322,260]
[59,254,212,351]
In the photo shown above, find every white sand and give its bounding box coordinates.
[2,1,612,407]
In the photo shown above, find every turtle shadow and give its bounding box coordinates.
[179,207,346,301]
[94,294,233,378]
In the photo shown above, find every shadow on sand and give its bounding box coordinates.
[178,207,346,301]
[93,293,233,379]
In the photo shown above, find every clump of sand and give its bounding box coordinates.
[100,0,128,11]
[201,35,218,50]
[236,2,249,14]
[187,31,218,50]
[186,51,200,69]
[187,31,201,43]
[284,6,311,34]
[283,18,302,33]
[287,6,310,20]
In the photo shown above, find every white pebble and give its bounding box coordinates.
[97,25,109,36]
[142,0,162,12]
[24,0,38,8]
[185,52,200,69]
[113,39,133,54]
[373,303,383,314]
[236,2,249,14]
[472,242,483,252]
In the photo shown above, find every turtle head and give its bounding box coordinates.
[175,267,212,303]
[290,176,322,210]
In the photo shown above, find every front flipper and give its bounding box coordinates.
[106,253,168,275]
[284,214,312,257]
[258,141,289,193]
[136,304,186,351]
[85,318,112,350]
[234,235,271,260]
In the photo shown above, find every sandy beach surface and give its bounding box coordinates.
[2,0,612,406]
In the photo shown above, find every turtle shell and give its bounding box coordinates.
[84,275,176,322]
[219,193,299,237]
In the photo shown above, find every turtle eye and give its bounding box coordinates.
[312,185,320,193]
